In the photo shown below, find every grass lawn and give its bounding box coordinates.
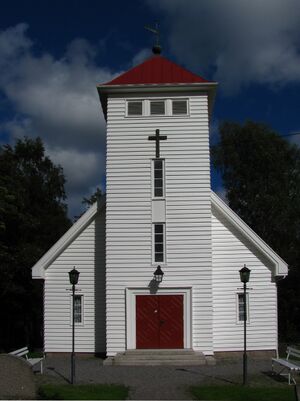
[190,384,295,401]
[28,351,44,358]
[38,384,129,400]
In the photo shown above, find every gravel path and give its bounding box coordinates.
[38,356,283,400]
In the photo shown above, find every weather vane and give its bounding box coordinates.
[144,23,162,54]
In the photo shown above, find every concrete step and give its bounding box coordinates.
[124,349,196,356]
[115,354,205,361]
[108,349,210,366]
[114,359,207,366]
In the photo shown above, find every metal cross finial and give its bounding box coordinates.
[144,23,162,54]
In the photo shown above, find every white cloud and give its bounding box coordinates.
[215,187,228,203]
[147,0,300,93]
[287,131,300,146]
[0,27,113,151]
[131,48,152,66]
[0,24,120,218]
[46,146,105,217]
[46,146,105,192]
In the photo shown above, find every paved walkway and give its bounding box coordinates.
[38,356,284,400]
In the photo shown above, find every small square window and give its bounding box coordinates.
[128,101,143,116]
[150,101,165,115]
[172,100,188,115]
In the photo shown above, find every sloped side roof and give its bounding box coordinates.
[211,192,288,277]
[104,55,212,86]
[31,197,105,279]
[32,192,288,280]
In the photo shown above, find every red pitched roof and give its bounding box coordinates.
[104,55,211,86]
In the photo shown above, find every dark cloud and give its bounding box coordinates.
[148,0,300,93]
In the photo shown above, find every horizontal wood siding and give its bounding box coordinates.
[106,92,213,356]
[44,212,106,353]
[212,208,278,352]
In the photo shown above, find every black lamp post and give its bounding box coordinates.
[68,267,80,385]
[153,265,164,283]
[239,264,250,386]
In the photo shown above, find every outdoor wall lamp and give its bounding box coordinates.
[153,265,164,283]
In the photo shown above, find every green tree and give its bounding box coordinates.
[82,187,102,208]
[212,121,300,341]
[0,137,71,351]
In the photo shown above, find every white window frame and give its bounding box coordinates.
[125,98,189,118]
[152,223,166,264]
[149,99,166,116]
[151,159,165,199]
[172,99,189,116]
[69,294,84,326]
[126,100,144,117]
[236,292,250,324]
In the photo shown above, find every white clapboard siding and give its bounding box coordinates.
[106,92,213,356]
[44,211,106,353]
[212,209,278,352]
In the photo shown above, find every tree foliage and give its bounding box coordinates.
[82,187,102,208]
[212,121,300,341]
[0,137,71,351]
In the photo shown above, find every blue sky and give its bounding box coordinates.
[1,0,300,218]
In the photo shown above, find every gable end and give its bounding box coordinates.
[32,197,105,279]
[211,192,288,277]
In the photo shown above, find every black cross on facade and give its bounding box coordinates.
[148,129,167,158]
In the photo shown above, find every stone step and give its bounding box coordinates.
[124,349,196,356]
[115,354,205,361]
[114,359,207,366]
[107,349,210,366]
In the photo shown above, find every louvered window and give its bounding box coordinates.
[150,100,165,115]
[128,101,143,116]
[154,223,165,263]
[172,100,188,115]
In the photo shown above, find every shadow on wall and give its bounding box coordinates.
[94,203,106,355]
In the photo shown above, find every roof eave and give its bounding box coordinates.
[97,82,218,120]
[211,191,288,277]
[31,196,106,279]
[97,81,217,92]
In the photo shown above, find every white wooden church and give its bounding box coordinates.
[32,49,288,362]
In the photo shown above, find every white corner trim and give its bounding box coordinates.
[31,197,105,279]
[211,191,288,276]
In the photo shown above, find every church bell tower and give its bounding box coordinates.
[98,50,217,357]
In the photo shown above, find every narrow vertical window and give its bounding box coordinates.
[154,223,165,263]
[237,293,249,322]
[74,295,83,323]
[153,159,164,198]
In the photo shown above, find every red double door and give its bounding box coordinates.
[136,295,184,349]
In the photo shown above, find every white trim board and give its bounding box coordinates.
[125,287,192,350]
[211,191,288,277]
[31,196,106,279]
